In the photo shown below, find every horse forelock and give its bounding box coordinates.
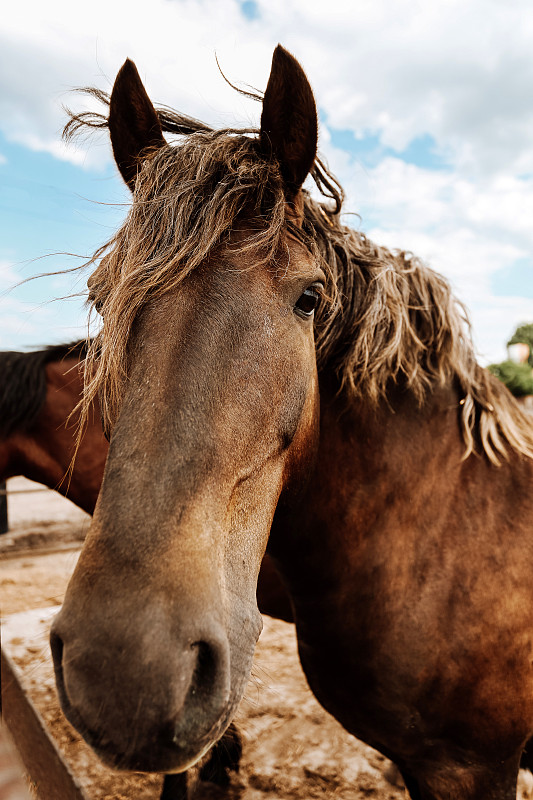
[73,96,532,465]
[82,128,303,436]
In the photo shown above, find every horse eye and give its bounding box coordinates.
[295,286,321,318]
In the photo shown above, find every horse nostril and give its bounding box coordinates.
[50,628,64,674]
[186,634,231,720]
[49,626,75,721]
[191,640,218,697]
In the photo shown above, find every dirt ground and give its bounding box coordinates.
[2,478,533,800]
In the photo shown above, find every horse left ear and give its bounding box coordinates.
[260,45,318,197]
[108,59,166,191]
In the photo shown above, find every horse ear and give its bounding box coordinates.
[108,59,166,191]
[260,45,318,197]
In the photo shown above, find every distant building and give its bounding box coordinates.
[508,342,531,364]
[518,395,533,414]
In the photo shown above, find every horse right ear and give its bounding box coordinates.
[108,60,166,191]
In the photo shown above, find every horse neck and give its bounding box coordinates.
[268,377,471,607]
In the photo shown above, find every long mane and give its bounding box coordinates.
[68,94,533,465]
[0,341,87,438]
[306,204,533,464]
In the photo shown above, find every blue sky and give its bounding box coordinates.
[1,0,532,363]
[0,132,128,345]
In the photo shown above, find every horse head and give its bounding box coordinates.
[51,46,323,773]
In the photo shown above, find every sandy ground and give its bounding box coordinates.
[2,478,533,800]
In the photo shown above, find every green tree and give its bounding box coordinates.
[488,361,533,397]
[507,322,533,367]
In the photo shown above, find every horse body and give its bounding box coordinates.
[51,45,533,799]
[270,381,533,796]
[0,344,107,513]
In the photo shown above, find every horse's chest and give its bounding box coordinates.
[294,609,403,747]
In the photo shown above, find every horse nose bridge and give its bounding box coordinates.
[109,322,280,478]
[98,413,234,534]
[54,543,229,654]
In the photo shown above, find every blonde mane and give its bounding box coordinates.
[72,100,533,466]
[306,203,533,464]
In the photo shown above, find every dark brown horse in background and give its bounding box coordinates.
[0,342,107,513]
[51,46,533,799]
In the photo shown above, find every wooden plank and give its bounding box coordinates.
[1,649,89,800]
[0,723,32,800]
[0,542,82,561]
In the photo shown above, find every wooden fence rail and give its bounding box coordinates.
[0,481,54,535]
[1,649,89,800]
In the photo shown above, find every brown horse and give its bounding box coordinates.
[0,342,107,513]
[51,47,533,799]
[0,340,290,794]
[0,340,289,795]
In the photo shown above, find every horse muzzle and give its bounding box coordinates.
[49,608,238,773]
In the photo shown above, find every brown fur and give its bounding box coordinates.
[0,343,107,513]
[1,340,290,792]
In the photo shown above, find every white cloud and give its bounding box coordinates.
[343,156,533,262]
[5,0,532,177]
[0,0,268,168]
[0,261,21,289]
[324,156,533,363]
[0,290,98,350]
[256,0,533,178]
[468,293,533,364]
